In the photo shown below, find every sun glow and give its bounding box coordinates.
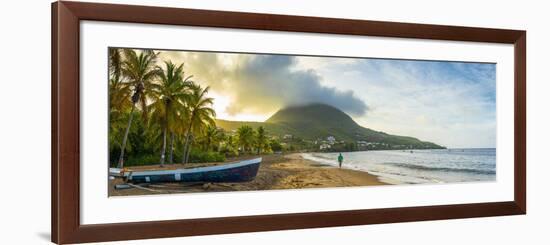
[209,91,271,122]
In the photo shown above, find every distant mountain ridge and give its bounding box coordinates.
[216,103,444,149]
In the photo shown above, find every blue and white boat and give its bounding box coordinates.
[112,158,262,184]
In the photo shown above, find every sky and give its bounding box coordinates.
[154,49,496,148]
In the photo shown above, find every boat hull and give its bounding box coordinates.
[125,158,261,184]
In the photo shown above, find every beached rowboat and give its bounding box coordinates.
[111,158,262,184]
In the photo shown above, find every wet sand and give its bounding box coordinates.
[109,153,388,196]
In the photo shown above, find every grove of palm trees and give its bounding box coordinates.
[109,48,276,168]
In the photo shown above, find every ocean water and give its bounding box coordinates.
[302,148,496,184]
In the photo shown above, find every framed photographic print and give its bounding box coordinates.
[51,1,526,244]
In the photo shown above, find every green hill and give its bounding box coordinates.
[216,103,445,150]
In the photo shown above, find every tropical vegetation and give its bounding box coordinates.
[108,48,281,168]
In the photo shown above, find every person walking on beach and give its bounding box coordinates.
[338,153,344,168]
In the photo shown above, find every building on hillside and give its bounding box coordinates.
[357,140,369,150]
[327,136,336,145]
[320,143,331,150]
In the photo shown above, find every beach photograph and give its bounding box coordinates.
[108,47,496,196]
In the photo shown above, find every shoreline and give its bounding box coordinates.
[109,153,389,196]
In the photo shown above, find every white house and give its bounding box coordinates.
[327,136,336,145]
[319,143,331,150]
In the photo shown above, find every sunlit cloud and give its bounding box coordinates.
[160,51,368,118]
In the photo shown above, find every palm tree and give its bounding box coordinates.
[109,48,122,82]
[108,48,130,117]
[108,48,128,118]
[108,48,131,152]
[108,77,131,150]
[223,134,238,156]
[168,109,189,164]
[215,129,227,152]
[181,84,216,164]
[255,126,269,155]
[237,125,255,154]
[202,125,223,151]
[149,61,189,166]
[117,49,161,168]
[109,78,131,115]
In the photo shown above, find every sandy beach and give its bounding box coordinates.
[109,153,388,196]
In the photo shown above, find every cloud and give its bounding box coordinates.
[311,58,496,148]
[161,52,368,117]
[159,50,496,148]
[227,55,368,116]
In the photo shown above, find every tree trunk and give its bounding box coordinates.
[181,128,192,163]
[168,131,174,164]
[185,136,193,164]
[159,126,167,167]
[117,105,136,169]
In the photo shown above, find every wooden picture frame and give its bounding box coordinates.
[51,1,526,244]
